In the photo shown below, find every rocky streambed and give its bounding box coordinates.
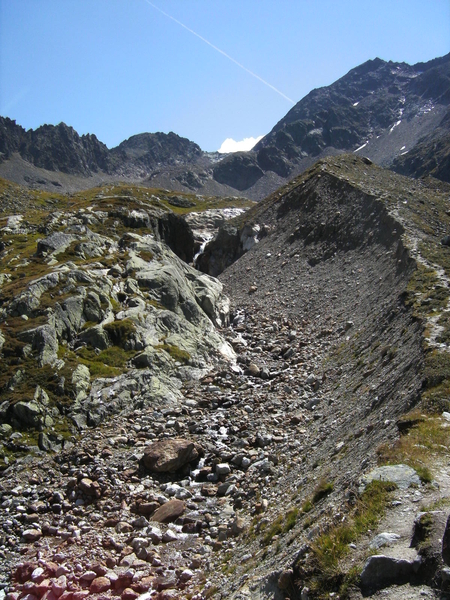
[2,157,450,599]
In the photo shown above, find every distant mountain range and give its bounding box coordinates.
[1,52,449,198]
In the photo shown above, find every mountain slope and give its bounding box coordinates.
[1,53,449,198]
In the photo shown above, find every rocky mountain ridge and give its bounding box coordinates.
[2,155,450,598]
[1,53,449,198]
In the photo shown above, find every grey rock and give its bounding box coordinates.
[53,296,84,341]
[10,272,60,316]
[360,464,421,491]
[78,324,110,350]
[13,401,44,428]
[21,528,42,542]
[32,324,59,365]
[162,529,178,543]
[360,554,421,591]
[37,232,77,256]
[83,291,104,323]
[38,432,63,452]
[148,526,163,543]
[0,424,12,438]
[442,514,450,566]
[369,532,401,549]
[72,364,91,401]
[216,463,231,476]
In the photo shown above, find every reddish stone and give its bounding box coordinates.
[44,562,59,577]
[13,562,34,583]
[142,439,202,473]
[78,478,101,498]
[89,577,111,594]
[151,500,185,524]
[72,592,90,600]
[121,588,139,600]
[35,580,52,595]
[137,501,159,516]
[133,576,153,593]
[40,591,58,600]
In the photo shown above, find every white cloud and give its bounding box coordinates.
[218,135,264,153]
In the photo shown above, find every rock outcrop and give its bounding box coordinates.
[0,191,235,436]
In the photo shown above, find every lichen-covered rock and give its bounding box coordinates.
[12,385,54,429]
[31,324,59,365]
[36,232,77,256]
[72,364,91,401]
[78,324,110,350]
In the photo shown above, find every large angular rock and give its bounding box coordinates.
[35,325,59,365]
[360,555,421,591]
[13,401,43,428]
[78,324,110,350]
[83,291,104,323]
[151,499,185,523]
[37,232,77,256]
[13,385,53,429]
[142,438,202,473]
[72,364,91,401]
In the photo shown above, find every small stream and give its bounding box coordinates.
[193,233,214,268]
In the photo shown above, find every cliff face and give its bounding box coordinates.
[0,118,110,175]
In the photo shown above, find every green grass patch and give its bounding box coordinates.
[376,411,450,481]
[262,507,300,546]
[305,480,395,594]
[103,318,136,346]
[155,343,191,364]
[312,479,334,503]
[77,345,135,377]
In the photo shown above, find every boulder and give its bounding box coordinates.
[32,324,59,365]
[78,324,110,350]
[54,297,84,340]
[359,464,421,491]
[13,386,54,429]
[37,232,77,257]
[13,399,52,429]
[83,291,104,323]
[360,555,421,591]
[151,499,185,523]
[0,423,12,438]
[142,438,202,473]
[38,432,63,452]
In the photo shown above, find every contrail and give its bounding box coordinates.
[143,0,295,105]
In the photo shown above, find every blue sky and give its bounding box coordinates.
[1,0,449,152]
